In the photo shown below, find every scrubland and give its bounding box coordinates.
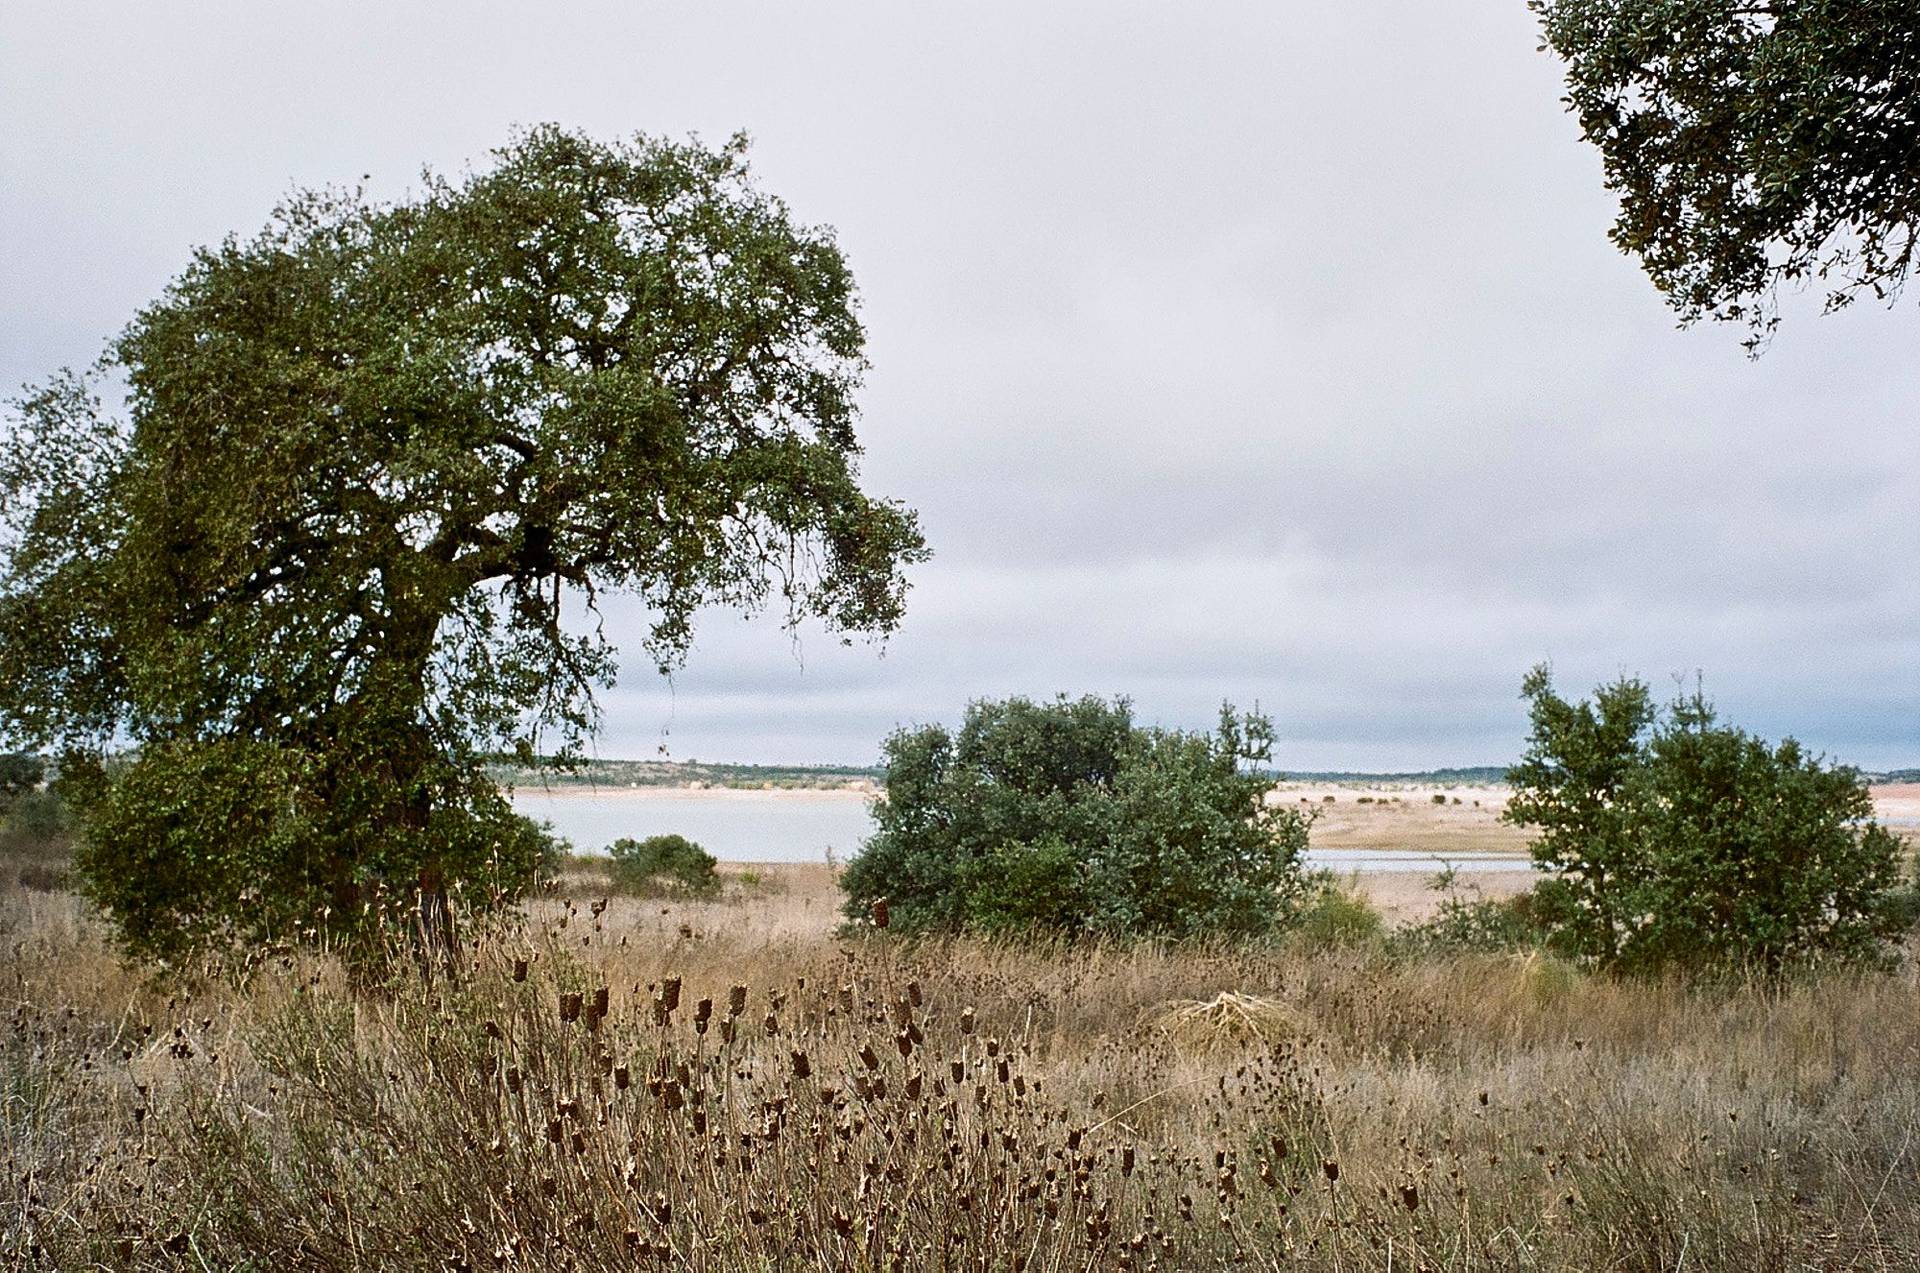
[5,862,1918,1271]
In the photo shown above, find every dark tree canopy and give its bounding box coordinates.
[1534,1,1920,348]
[0,127,925,957]
[842,696,1312,941]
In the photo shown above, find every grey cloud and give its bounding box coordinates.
[3,1,1914,770]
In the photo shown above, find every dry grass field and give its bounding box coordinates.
[6,850,1920,1271]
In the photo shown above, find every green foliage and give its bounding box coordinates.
[3,789,67,844]
[956,837,1088,937]
[1506,666,1905,971]
[0,127,923,958]
[1534,0,1920,349]
[1504,665,1657,965]
[1291,878,1386,948]
[842,696,1312,941]
[0,752,42,811]
[72,740,550,962]
[607,834,719,898]
[1886,864,1920,935]
[1400,890,1553,956]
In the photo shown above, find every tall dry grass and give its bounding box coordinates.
[3,866,1918,1269]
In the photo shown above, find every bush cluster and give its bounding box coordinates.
[842,696,1312,940]
[607,833,720,897]
[1504,666,1907,972]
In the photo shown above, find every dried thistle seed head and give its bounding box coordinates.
[661,977,682,1012]
[513,958,530,983]
[591,987,609,1019]
[1399,1182,1419,1211]
[1322,1159,1340,1184]
[960,1008,976,1036]
[791,1050,812,1080]
[728,985,748,1016]
[559,993,583,1024]
[870,898,891,929]
[907,981,922,1007]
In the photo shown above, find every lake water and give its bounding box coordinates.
[510,790,1528,873]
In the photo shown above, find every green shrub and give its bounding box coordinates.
[1291,877,1386,947]
[1400,888,1552,955]
[1506,666,1905,972]
[1,778,72,893]
[1886,869,1920,935]
[0,752,44,811]
[70,741,553,962]
[956,836,1086,936]
[842,696,1312,941]
[607,834,719,897]
[4,788,66,841]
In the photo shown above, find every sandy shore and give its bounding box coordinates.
[517,780,1915,849]
[1875,782,1919,820]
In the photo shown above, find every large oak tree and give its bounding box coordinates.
[0,127,926,958]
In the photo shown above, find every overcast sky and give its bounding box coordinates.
[4,2,1916,770]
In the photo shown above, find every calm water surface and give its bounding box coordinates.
[510,790,1528,872]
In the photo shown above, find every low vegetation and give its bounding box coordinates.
[5,871,1919,1270]
[608,834,722,898]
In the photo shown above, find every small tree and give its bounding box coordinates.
[842,696,1311,941]
[1506,666,1904,971]
[1504,665,1657,964]
[1621,688,1906,971]
[608,834,719,897]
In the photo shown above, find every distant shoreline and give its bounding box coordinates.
[508,782,876,803]
[503,778,1919,839]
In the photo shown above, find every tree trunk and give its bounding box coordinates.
[333,582,462,979]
